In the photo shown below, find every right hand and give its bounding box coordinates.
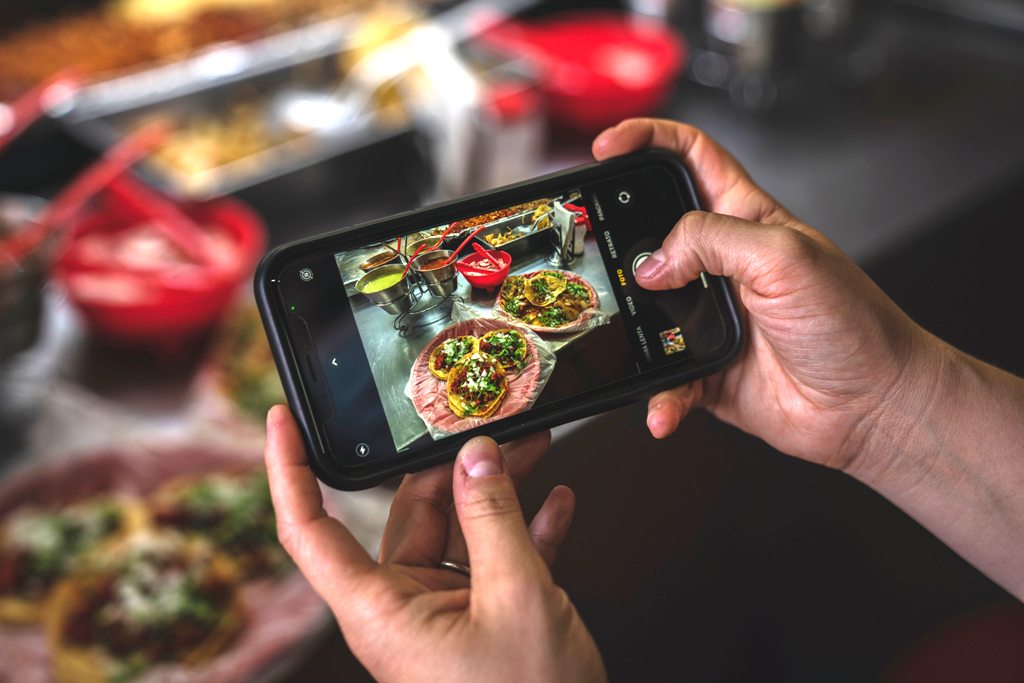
[593,118,939,475]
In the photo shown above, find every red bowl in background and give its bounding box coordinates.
[479,12,687,133]
[456,250,511,290]
[56,192,265,349]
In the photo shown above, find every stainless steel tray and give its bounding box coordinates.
[472,211,553,262]
[59,31,413,200]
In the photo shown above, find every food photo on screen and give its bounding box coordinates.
[332,185,702,453]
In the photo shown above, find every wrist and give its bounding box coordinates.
[842,330,1024,599]
[843,331,962,490]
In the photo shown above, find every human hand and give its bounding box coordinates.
[264,406,606,683]
[592,118,940,476]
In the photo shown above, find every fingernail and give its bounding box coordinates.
[635,250,665,280]
[461,438,503,478]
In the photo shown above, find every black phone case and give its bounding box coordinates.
[255,149,743,490]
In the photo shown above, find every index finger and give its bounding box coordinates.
[264,405,378,601]
[591,118,794,226]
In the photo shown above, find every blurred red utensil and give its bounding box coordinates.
[37,122,169,232]
[104,175,216,269]
[40,123,216,271]
[4,124,166,267]
[0,70,79,154]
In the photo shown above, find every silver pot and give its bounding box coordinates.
[355,264,413,314]
[412,250,458,297]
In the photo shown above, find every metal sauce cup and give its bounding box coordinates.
[405,235,443,258]
[355,263,412,314]
[412,249,457,296]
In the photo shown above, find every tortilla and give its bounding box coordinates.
[427,335,479,380]
[409,319,545,436]
[478,328,530,373]
[524,272,566,307]
[495,270,600,333]
[445,353,508,419]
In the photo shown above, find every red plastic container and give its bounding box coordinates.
[479,12,687,133]
[456,250,512,290]
[56,188,265,349]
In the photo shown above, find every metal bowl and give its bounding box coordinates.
[358,249,400,272]
[411,249,458,296]
[405,235,443,258]
[355,264,412,314]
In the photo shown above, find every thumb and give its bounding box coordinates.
[453,437,548,599]
[634,210,820,295]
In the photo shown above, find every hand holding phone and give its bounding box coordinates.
[264,406,606,681]
[257,147,742,489]
[594,118,932,473]
[264,121,1024,683]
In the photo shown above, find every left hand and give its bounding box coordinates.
[377,417,572,580]
[264,405,605,683]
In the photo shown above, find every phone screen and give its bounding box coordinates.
[271,162,733,470]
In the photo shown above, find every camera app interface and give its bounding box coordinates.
[328,167,728,454]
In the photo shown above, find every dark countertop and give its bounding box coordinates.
[672,11,1024,263]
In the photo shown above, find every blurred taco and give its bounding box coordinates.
[0,498,147,624]
[46,530,243,683]
[149,469,287,579]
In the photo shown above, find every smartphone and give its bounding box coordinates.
[256,150,742,490]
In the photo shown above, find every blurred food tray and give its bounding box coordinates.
[63,15,360,119]
[58,29,417,200]
[0,0,377,106]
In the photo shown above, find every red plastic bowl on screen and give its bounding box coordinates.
[478,12,687,133]
[56,183,265,349]
[456,249,511,290]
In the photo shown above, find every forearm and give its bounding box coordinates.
[852,340,1024,600]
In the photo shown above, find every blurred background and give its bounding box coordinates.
[0,0,1022,681]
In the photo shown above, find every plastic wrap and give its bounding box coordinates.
[489,269,612,334]
[404,318,557,440]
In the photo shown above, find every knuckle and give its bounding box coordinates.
[459,484,521,522]
[678,209,711,237]
[773,226,820,264]
[548,585,575,620]
[675,211,715,256]
[496,569,556,609]
[275,520,300,555]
